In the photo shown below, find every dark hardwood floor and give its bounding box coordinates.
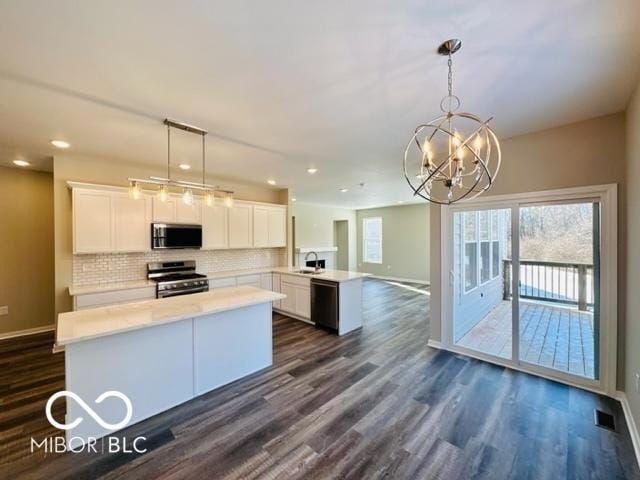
[1,279,638,479]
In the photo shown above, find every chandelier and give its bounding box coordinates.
[128,119,234,207]
[403,39,501,205]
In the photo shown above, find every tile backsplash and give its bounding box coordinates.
[73,248,287,286]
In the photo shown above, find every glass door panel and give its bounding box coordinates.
[518,201,599,379]
[453,208,512,359]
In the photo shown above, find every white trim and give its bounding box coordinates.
[615,391,640,468]
[427,338,442,349]
[367,275,430,285]
[440,183,618,395]
[0,325,54,341]
[295,247,338,253]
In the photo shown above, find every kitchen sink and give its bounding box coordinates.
[294,269,324,275]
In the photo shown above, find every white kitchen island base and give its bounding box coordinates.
[58,288,282,445]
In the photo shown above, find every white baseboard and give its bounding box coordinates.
[427,338,443,349]
[615,391,640,468]
[368,275,430,286]
[0,325,54,341]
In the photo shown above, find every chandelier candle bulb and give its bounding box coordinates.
[129,181,141,200]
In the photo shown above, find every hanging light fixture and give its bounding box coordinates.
[403,39,501,205]
[128,119,234,206]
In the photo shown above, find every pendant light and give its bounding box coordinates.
[128,119,234,206]
[403,39,501,205]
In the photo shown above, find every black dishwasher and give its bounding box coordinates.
[311,278,339,333]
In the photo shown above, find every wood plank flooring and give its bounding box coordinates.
[1,279,638,479]
[458,300,596,378]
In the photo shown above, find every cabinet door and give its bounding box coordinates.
[228,204,253,248]
[202,204,228,249]
[73,189,114,253]
[268,208,287,247]
[253,206,270,247]
[177,199,202,224]
[153,197,177,223]
[113,194,150,252]
[295,286,311,319]
[236,274,261,288]
[280,282,296,313]
[271,273,281,309]
[260,273,272,291]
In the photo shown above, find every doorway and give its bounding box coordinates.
[334,220,349,271]
[442,185,617,393]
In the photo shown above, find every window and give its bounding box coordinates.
[363,217,382,264]
[463,212,478,291]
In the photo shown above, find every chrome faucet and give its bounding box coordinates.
[304,251,320,271]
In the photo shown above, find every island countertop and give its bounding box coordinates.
[57,286,285,347]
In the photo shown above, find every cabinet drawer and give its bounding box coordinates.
[280,274,310,288]
[74,287,156,310]
[209,277,237,289]
[236,274,261,286]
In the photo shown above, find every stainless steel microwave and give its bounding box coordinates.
[151,223,202,249]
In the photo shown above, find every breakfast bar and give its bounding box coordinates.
[56,286,285,444]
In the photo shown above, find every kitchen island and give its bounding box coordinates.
[56,286,285,445]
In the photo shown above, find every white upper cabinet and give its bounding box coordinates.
[73,189,114,254]
[70,183,287,253]
[228,204,253,248]
[153,196,201,224]
[268,207,287,247]
[176,199,202,224]
[113,193,151,252]
[253,205,286,248]
[253,206,270,248]
[202,204,228,249]
[152,197,177,223]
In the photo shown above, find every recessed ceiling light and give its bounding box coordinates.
[50,139,70,149]
[291,197,297,202]
[397,200,404,204]
[13,159,30,167]
[267,179,276,185]
[340,188,348,193]
[307,168,318,174]
[179,164,191,170]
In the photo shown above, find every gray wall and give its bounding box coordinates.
[625,83,640,429]
[356,204,430,282]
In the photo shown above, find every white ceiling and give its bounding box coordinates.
[0,1,638,208]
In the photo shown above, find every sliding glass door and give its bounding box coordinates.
[445,187,612,391]
[517,201,600,380]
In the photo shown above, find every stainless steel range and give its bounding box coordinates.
[147,260,209,298]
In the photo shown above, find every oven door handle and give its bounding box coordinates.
[158,286,208,298]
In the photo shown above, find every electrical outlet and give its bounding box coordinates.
[0,306,8,316]
[635,373,640,394]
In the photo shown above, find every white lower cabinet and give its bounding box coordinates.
[277,274,311,320]
[209,277,237,289]
[73,287,156,311]
[271,273,281,309]
[236,274,261,288]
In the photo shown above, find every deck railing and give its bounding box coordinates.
[503,259,594,311]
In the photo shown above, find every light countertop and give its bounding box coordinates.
[57,286,285,347]
[70,267,369,296]
[271,267,370,283]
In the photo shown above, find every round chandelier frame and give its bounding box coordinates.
[403,39,501,205]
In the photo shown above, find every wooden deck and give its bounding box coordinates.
[457,301,595,379]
